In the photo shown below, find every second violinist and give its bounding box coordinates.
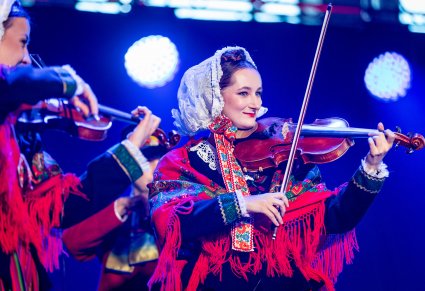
[148,46,395,290]
[0,1,161,290]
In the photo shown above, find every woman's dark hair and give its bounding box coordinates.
[219,49,256,90]
[3,1,30,30]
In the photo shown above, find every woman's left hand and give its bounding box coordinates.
[365,122,395,169]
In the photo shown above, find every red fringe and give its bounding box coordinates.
[151,195,358,291]
[0,119,30,254]
[0,116,84,273]
[148,197,196,291]
[25,173,82,272]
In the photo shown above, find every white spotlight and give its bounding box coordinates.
[124,35,179,88]
[364,52,411,102]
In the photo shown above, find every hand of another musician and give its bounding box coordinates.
[126,106,161,149]
[62,65,99,118]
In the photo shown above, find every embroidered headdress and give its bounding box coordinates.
[172,46,267,136]
[0,1,28,41]
[0,0,15,40]
[173,46,270,252]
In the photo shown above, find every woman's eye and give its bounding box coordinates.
[256,91,262,97]
[238,91,248,96]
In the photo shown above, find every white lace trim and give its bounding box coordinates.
[361,158,389,179]
[0,1,14,40]
[190,140,218,171]
[121,139,150,173]
[235,190,250,218]
[172,46,267,136]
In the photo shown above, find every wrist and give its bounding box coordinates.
[235,189,249,218]
[114,198,130,222]
[61,65,84,95]
[361,158,389,179]
[121,139,150,173]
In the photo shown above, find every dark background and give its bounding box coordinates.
[24,4,425,291]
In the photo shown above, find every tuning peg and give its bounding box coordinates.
[395,126,402,133]
[407,148,414,154]
[395,141,400,150]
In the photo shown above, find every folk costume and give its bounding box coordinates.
[63,194,158,291]
[62,141,171,291]
[0,64,147,290]
[0,5,146,287]
[148,47,389,291]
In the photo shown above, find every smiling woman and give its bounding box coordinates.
[147,46,395,290]
[221,67,262,137]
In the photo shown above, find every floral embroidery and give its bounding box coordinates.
[209,115,253,252]
[217,193,241,225]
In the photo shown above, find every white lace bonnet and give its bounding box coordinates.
[172,46,267,136]
[0,0,16,40]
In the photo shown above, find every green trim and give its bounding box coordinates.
[218,192,241,225]
[352,166,385,194]
[52,67,77,97]
[109,144,143,182]
[12,252,26,291]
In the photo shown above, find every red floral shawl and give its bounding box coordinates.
[148,140,358,291]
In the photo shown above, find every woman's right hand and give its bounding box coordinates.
[244,192,289,226]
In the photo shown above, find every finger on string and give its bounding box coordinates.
[132,106,150,117]
[373,133,386,149]
[83,84,99,116]
[150,115,161,134]
[146,114,158,133]
[368,137,378,155]
[384,129,396,144]
[72,96,90,117]
[377,122,384,132]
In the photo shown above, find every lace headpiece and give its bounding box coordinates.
[0,0,15,40]
[172,46,267,136]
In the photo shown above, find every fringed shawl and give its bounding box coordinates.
[0,116,83,290]
[148,141,358,291]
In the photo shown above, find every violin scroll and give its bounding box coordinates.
[394,131,425,154]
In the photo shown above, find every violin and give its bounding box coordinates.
[234,117,425,173]
[16,98,180,149]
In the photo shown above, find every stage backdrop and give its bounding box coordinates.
[25,4,425,291]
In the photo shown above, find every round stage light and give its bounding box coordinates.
[364,52,411,102]
[124,35,179,88]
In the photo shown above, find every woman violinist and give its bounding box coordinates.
[148,46,395,290]
[0,1,160,290]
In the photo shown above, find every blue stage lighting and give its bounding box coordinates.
[124,35,179,88]
[364,52,411,102]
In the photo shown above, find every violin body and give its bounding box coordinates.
[17,98,111,141]
[16,98,181,148]
[234,117,425,173]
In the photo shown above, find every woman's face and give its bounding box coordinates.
[0,17,31,66]
[221,68,262,135]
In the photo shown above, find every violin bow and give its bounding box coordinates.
[273,4,333,239]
